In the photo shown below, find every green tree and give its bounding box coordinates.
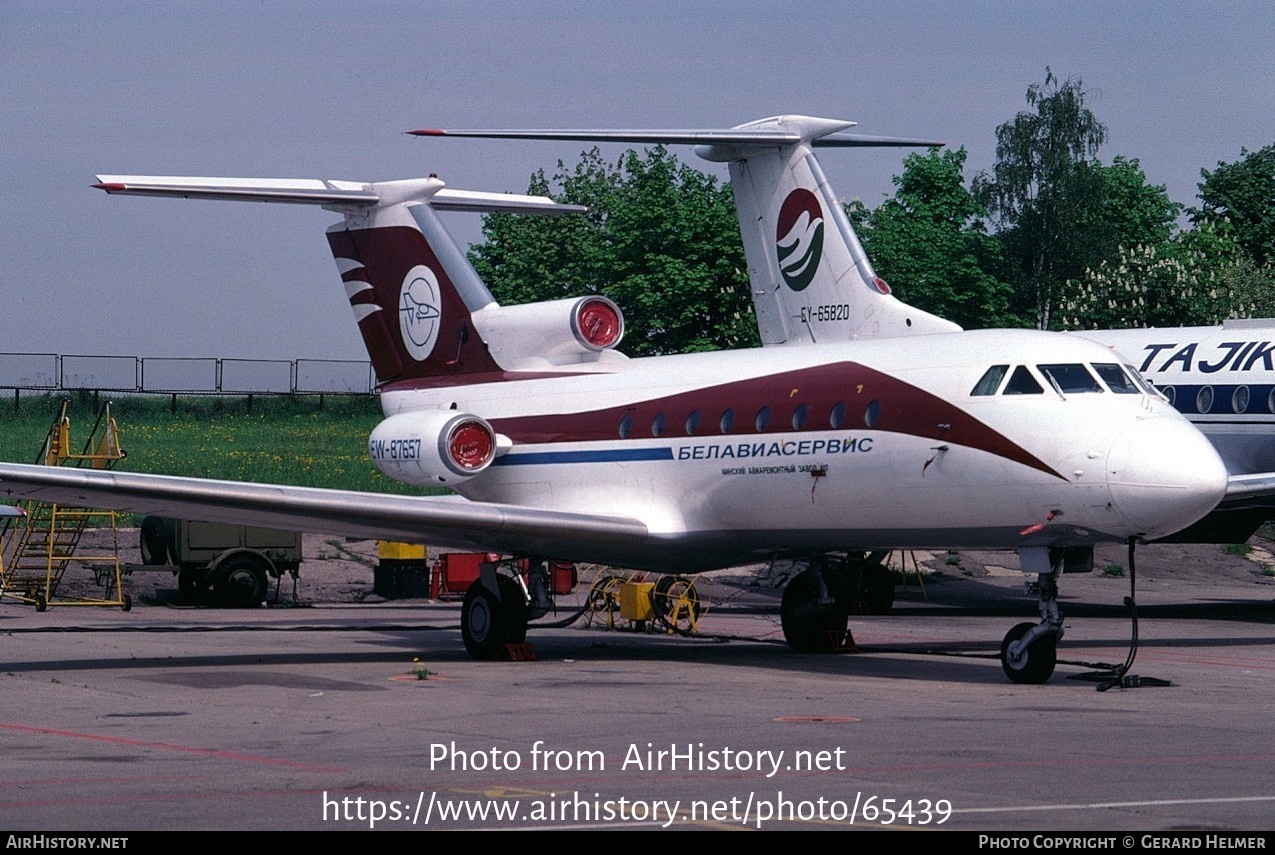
[1192,144,1275,267]
[974,69,1108,329]
[850,148,1015,329]
[1088,156,1180,253]
[1058,221,1275,329]
[1049,156,1182,325]
[1221,255,1275,317]
[470,147,756,356]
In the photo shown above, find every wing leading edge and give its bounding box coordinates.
[0,463,648,563]
[1223,473,1275,505]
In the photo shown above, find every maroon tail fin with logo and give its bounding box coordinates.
[326,207,501,387]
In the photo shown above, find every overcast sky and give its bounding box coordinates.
[3,1,1272,362]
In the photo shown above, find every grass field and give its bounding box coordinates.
[0,392,423,495]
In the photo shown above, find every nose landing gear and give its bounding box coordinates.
[1000,547,1069,684]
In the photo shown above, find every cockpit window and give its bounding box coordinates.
[1092,363,1139,394]
[1038,363,1103,393]
[1125,365,1162,397]
[1002,366,1044,395]
[970,365,1009,396]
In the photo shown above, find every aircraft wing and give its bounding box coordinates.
[0,463,648,560]
[1224,473,1275,505]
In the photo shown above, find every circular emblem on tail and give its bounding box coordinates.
[399,265,442,361]
[775,188,824,292]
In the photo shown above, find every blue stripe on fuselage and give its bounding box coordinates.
[493,448,675,466]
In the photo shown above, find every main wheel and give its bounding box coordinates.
[857,563,895,615]
[780,570,849,653]
[179,566,211,605]
[497,576,528,646]
[1001,622,1057,684]
[139,516,169,566]
[461,576,528,660]
[211,555,269,608]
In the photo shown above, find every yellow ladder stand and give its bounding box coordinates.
[0,401,131,611]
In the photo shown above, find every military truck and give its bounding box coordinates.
[139,516,302,607]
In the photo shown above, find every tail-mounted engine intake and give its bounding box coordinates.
[369,411,502,486]
[473,296,626,369]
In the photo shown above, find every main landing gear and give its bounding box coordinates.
[780,553,895,654]
[460,559,556,660]
[461,575,528,659]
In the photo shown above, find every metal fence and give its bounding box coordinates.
[0,352,375,397]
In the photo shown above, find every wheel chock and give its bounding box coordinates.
[830,629,857,653]
[501,643,537,661]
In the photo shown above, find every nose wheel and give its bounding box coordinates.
[1001,622,1057,684]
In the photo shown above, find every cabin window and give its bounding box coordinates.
[971,365,1009,396]
[685,410,700,435]
[829,401,846,428]
[1092,363,1139,394]
[864,400,881,428]
[1161,385,1177,407]
[792,404,808,430]
[719,408,735,433]
[1233,386,1250,414]
[1038,363,1103,394]
[1196,386,1214,413]
[651,412,666,437]
[754,406,771,431]
[618,412,633,439]
[1002,366,1044,395]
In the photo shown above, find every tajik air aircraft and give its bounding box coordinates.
[1075,322,1275,543]
[0,115,1255,685]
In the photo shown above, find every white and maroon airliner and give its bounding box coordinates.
[0,116,1244,683]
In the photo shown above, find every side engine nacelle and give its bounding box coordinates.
[472,296,626,369]
[369,410,503,487]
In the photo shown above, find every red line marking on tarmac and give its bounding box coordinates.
[0,786,391,812]
[0,721,345,771]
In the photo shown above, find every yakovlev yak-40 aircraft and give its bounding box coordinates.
[0,115,1255,684]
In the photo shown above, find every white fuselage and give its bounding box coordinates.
[373,328,1228,572]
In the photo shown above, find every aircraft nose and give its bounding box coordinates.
[1105,416,1228,537]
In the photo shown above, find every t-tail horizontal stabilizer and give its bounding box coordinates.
[93,175,587,215]
[94,173,619,388]
[410,115,959,346]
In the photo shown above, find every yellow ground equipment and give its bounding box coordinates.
[0,401,131,611]
[585,570,706,633]
[619,580,655,624]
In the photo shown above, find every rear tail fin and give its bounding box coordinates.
[414,115,961,346]
[703,116,961,344]
[326,192,502,384]
[95,175,588,386]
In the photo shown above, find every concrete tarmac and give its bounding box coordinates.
[1,562,1273,832]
